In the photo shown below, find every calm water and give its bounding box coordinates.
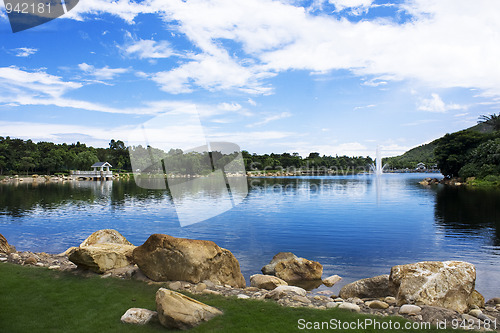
[1,174,499,298]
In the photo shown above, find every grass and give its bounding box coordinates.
[0,263,474,333]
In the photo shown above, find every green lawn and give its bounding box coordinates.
[0,263,473,332]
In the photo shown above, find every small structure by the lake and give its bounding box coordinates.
[71,162,113,180]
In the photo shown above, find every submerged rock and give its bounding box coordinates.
[133,234,245,288]
[323,275,342,287]
[156,288,222,330]
[261,252,323,281]
[339,275,392,299]
[389,261,476,313]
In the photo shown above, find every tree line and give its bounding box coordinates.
[0,136,375,175]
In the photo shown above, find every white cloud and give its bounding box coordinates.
[329,0,374,15]
[247,98,257,106]
[11,48,38,57]
[353,104,376,111]
[152,52,275,94]
[246,112,291,127]
[218,102,242,111]
[78,63,129,80]
[0,66,81,98]
[48,0,500,98]
[122,32,175,59]
[417,93,466,113]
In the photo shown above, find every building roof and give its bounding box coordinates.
[91,162,112,168]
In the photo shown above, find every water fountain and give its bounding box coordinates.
[371,146,384,175]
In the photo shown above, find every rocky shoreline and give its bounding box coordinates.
[1,231,499,331]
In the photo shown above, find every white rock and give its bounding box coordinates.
[399,304,422,315]
[0,257,7,262]
[338,302,361,312]
[48,265,60,270]
[237,294,250,299]
[469,309,483,318]
[326,302,339,308]
[323,275,342,287]
[266,285,307,299]
[121,308,157,325]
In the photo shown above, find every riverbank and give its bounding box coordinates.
[1,238,499,332]
[420,176,500,188]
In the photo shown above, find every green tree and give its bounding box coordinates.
[434,130,489,177]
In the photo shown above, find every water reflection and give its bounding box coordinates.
[434,186,500,247]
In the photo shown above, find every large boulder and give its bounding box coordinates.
[339,275,392,299]
[389,261,476,313]
[261,252,322,281]
[133,234,245,288]
[156,288,222,330]
[250,274,288,290]
[68,229,136,273]
[0,233,14,254]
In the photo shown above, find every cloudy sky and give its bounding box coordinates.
[1,0,499,157]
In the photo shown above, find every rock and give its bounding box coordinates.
[389,261,476,313]
[261,252,323,281]
[68,243,136,273]
[193,283,207,293]
[250,274,288,290]
[0,233,13,254]
[24,256,37,265]
[467,290,485,308]
[469,309,483,318]
[339,275,392,299]
[80,229,133,247]
[366,300,389,309]
[156,288,222,330]
[326,302,339,308]
[291,295,311,304]
[384,296,397,305]
[168,281,183,291]
[420,306,460,325]
[399,304,422,315]
[237,294,250,299]
[323,275,342,287]
[338,303,361,312]
[133,234,245,288]
[266,285,307,300]
[121,308,157,325]
[48,265,60,270]
[487,297,500,305]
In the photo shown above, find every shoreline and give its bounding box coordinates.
[2,247,500,332]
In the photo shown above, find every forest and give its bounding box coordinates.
[0,136,373,175]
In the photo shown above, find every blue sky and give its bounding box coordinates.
[1,0,499,158]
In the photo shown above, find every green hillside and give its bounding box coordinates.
[383,119,497,171]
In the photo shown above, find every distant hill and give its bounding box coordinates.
[383,121,494,169]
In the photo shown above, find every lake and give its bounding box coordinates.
[1,173,499,299]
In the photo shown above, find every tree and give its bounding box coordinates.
[434,130,490,177]
[478,113,500,131]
